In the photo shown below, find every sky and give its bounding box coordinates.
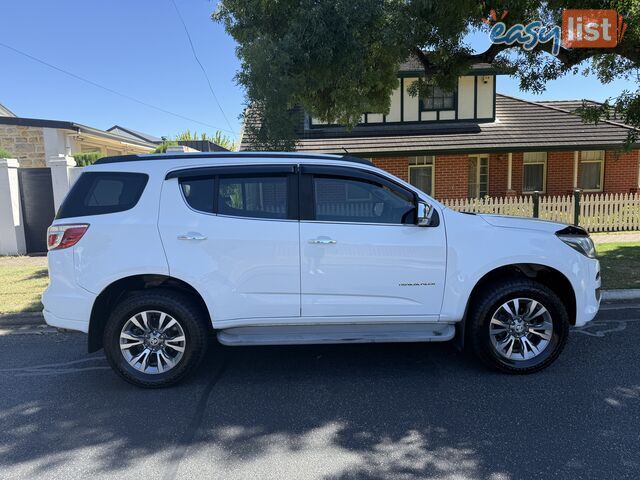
[0,0,635,144]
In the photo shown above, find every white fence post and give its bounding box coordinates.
[47,154,77,212]
[0,158,26,255]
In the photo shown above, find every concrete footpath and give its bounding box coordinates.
[592,231,640,244]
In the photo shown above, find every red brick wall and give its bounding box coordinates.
[434,154,469,199]
[510,152,524,194]
[603,150,639,193]
[369,150,639,198]
[488,153,508,197]
[372,157,409,182]
[545,151,575,196]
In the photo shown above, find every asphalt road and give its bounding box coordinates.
[0,305,639,480]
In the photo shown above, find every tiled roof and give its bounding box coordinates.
[279,95,637,155]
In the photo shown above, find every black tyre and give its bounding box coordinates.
[103,289,209,388]
[468,278,569,374]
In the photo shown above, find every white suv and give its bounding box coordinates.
[43,153,601,387]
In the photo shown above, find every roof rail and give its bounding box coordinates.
[93,151,374,166]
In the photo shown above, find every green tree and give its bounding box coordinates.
[214,0,640,150]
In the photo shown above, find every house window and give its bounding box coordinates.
[523,152,547,193]
[468,155,488,198]
[420,85,455,111]
[579,151,605,191]
[408,156,434,196]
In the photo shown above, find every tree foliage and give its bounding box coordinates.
[214,0,640,150]
[173,129,237,151]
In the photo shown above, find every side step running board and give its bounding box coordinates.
[217,323,455,346]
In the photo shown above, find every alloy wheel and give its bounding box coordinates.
[489,297,554,361]
[119,310,186,374]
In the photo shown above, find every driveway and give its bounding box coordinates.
[0,304,639,480]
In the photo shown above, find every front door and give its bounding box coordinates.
[299,165,446,318]
[159,165,300,323]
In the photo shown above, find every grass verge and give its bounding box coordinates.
[0,257,48,314]
[596,242,640,290]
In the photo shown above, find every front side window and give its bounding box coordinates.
[313,176,415,224]
[523,152,547,193]
[408,156,434,196]
[468,155,488,199]
[579,151,604,191]
[420,85,455,111]
[218,175,288,219]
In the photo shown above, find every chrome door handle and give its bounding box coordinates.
[177,233,207,241]
[309,238,336,245]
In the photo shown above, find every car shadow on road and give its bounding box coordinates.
[0,329,638,479]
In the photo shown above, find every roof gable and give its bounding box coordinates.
[0,102,16,117]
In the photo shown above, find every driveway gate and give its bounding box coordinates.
[17,168,55,253]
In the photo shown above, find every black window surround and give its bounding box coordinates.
[174,165,298,220]
[171,164,423,225]
[299,165,417,224]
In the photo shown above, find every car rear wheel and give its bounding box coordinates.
[104,289,209,388]
[468,279,569,374]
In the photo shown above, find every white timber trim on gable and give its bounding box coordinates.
[309,74,496,127]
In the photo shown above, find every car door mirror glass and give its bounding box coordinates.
[417,201,432,226]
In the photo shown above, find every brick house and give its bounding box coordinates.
[240,61,639,199]
[0,103,157,167]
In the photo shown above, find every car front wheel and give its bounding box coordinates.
[103,289,209,388]
[468,279,570,374]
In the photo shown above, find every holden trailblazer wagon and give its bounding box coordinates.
[43,153,601,387]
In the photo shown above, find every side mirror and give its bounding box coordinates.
[417,201,432,227]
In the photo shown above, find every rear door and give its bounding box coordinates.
[158,165,301,324]
[299,165,446,318]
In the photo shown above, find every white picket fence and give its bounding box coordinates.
[442,193,640,233]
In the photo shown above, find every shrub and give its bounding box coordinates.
[154,141,178,153]
[0,147,13,158]
[73,151,104,166]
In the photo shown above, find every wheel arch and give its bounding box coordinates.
[88,274,212,353]
[455,263,576,350]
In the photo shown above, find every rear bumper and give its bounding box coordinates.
[43,309,90,333]
[42,248,95,334]
[41,283,95,334]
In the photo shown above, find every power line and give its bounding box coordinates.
[0,41,235,134]
[170,0,236,134]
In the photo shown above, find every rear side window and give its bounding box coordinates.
[218,175,288,219]
[56,172,148,219]
[180,177,215,213]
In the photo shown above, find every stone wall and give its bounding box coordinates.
[0,125,46,167]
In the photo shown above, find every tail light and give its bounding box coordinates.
[47,224,89,251]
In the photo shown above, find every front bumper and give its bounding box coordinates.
[574,258,601,327]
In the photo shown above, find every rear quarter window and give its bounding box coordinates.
[56,172,148,219]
